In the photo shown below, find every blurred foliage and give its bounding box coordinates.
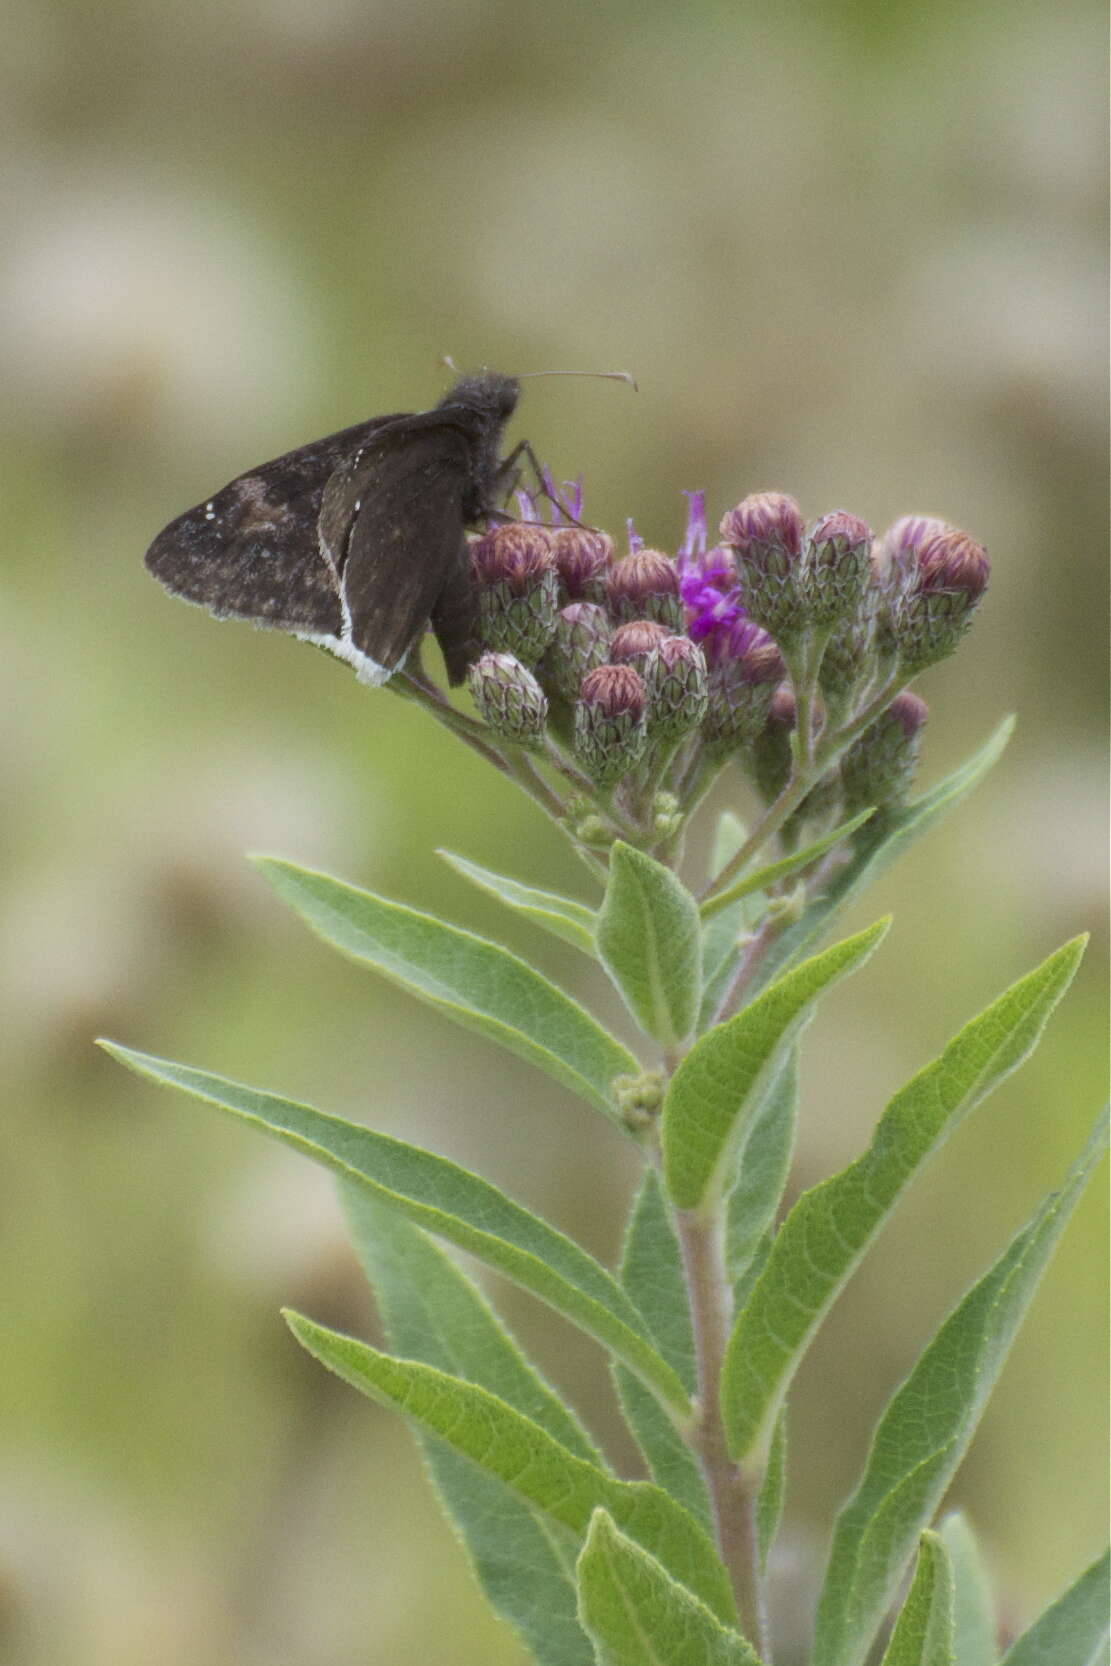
[0,0,1105,1660]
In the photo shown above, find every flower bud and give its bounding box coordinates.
[471,523,559,666]
[643,633,708,741]
[606,550,684,631]
[468,651,549,745]
[750,683,796,803]
[841,690,928,814]
[718,491,808,641]
[573,664,649,784]
[541,601,612,700]
[609,619,671,667]
[703,637,786,752]
[881,520,990,673]
[803,510,873,627]
[818,606,878,715]
[549,526,614,605]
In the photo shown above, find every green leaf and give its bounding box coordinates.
[939,1513,997,1666]
[575,1509,761,1666]
[756,1408,787,1571]
[1000,1551,1110,1666]
[341,1189,598,1666]
[699,808,876,922]
[253,857,637,1122]
[879,1532,955,1666]
[342,1183,601,1461]
[345,1195,605,1653]
[721,936,1087,1463]
[596,843,703,1046]
[104,1045,692,1419]
[614,1173,711,1530]
[746,716,1014,1000]
[439,849,598,955]
[662,919,889,1212]
[725,1048,799,1296]
[285,1313,737,1627]
[810,1112,1109,1666]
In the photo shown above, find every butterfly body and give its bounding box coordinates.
[144,371,521,685]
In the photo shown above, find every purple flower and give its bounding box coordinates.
[679,490,708,559]
[676,492,770,663]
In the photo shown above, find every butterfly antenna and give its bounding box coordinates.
[514,370,638,392]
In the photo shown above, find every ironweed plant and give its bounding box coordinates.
[107,471,1108,1665]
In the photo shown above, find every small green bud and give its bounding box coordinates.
[841,690,928,814]
[468,651,548,745]
[643,634,709,741]
[703,639,785,753]
[572,664,648,785]
[541,601,612,700]
[818,605,878,716]
[612,1069,665,1134]
[651,791,683,841]
[750,683,796,804]
[570,812,614,847]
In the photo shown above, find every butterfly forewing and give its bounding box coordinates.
[144,414,408,638]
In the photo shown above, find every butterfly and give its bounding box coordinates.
[144,370,524,686]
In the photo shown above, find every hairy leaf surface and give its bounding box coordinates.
[254,857,636,1121]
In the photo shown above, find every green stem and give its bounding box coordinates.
[700,668,908,903]
[674,1203,769,1654]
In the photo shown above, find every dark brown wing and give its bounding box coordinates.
[320,417,476,683]
[144,412,410,637]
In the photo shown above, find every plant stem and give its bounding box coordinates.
[674,1204,769,1655]
[700,668,908,903]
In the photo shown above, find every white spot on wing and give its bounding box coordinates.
[293,628,404,686]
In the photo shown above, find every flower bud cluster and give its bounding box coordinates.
[462,485,987,821]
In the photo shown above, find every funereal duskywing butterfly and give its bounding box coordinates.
[144,370,524,686]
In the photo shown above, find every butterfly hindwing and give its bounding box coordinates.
[322,417,478,682]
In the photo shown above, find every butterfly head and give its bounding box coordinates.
[437,371,521,428]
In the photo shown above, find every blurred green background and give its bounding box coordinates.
[2,0,1106,1660]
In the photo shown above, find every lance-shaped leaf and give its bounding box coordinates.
[721,936,1086,1463]
[253,857,637,1121]
[662,919,889,1212]
[596,843,703,1046]
[104,1045,692,1418]
[1000,1551,1109,1666]
[756,1408,787,1571]
[747,716,1014,1000]
[810,1112,1109,1666]
[614,1172,711,1530]
[939,1513,997,1666]
[699,807,876,922]
[725,1049,799,1296]
[285,1313,737,1627]
[575,1509,762,1666]
[439,849,598,956]
[341,1187,598,1666]
[879,1532,955,1666]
